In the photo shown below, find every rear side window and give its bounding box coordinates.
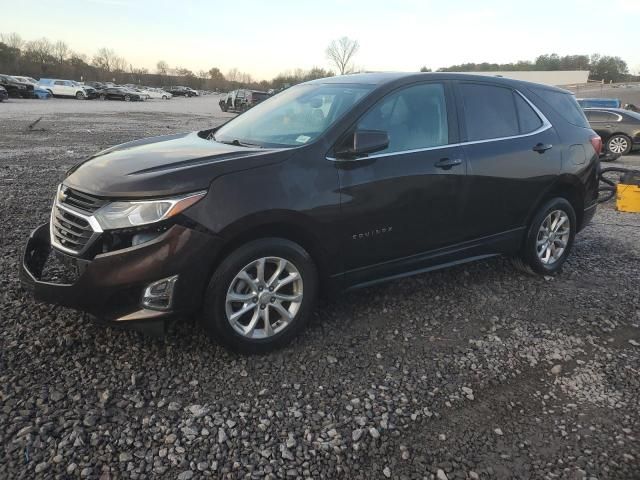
[586,110,620,122]
[514,93,543,133]
[532,88,589,128]
[459,83,519,141]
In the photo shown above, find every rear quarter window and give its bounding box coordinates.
[532,88,590,128]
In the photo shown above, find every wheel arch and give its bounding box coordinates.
[527,175,585,232]
[207,216,337,299]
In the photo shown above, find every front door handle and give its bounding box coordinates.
[434,158,463,170]
[533,143,553,153]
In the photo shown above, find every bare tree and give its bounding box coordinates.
[226,68,240,82]
[326,37,359,75]
[1,32,24,50]
[23,38,54,65]
[156,60,169,75]
[92,47,117,71]
[53,40,70,64]
[240,72,253,84]
[112,55,127,73]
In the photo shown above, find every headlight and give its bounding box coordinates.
[94,191,206,230]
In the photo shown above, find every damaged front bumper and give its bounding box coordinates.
[20,222,221,330]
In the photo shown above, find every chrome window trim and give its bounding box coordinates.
[583,109,623,122]
[327,88,552,162]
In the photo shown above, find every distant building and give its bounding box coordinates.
[461,71,590,86]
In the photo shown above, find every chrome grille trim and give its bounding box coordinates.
[50,185,103,256]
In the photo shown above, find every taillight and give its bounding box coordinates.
[590,135,602,155]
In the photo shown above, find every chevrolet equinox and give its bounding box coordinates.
[21,73,601,352]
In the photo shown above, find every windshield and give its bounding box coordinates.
[214,83,374,147]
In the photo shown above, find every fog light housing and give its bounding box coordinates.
[141,275,178,310]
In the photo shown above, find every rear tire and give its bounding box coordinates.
[124,95,131,102]
[201,238,318,353]
[512,197,577,276]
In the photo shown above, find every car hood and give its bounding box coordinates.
[64,131,289,198]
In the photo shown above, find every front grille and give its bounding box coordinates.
[60,187,107,214]
[51,206,94,253]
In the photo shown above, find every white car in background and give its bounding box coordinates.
[38,78,87,99]
[141,87,172,100]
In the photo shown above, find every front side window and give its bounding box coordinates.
[356,83,448,154]
[214,83,374,147]
[460,83,519,141]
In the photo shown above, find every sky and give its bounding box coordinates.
[2,0,639,79]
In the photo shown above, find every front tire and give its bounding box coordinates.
[512,197,576,276]
[75,91,85,100]
[202,238,318,353]
[606,134,632,156]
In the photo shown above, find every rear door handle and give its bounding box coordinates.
[533,143,553,153]
[434,158,463,170]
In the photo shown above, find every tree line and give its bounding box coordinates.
[423,53,638,83]
[2,32,637,91]
[0,32,335,91]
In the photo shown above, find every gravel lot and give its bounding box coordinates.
[1,97,639,479]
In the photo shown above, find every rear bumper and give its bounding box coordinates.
[20,222,222,325]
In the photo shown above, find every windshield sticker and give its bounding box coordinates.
[295,135,311,143]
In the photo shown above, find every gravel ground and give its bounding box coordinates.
[1,99,639,479]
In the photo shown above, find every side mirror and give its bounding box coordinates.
[335,130,389,159]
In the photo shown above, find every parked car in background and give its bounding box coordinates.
[219,89,270,112]
[577,98,621,108]
[584,108,640,155]
[166,86,197,97]
[0,86,8,102]
[72,82,98,99]
[13,75,38,86]
[33,86,52,99]
[86,81,106,90]
[38,79,88,99]
[0,74,34,98]
[98,87,143,101]
[142,87,172,99]
[20,73,601,352]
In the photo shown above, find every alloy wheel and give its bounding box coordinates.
[536,210,570,265]
[608,136,629,154]
[225,257,303,339]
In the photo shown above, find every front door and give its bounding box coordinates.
[335,82,467,282]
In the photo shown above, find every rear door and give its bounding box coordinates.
[53,80,67,95]
[336,81,468,277]
[455,81,561,241]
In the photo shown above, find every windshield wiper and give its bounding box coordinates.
[215,137,262,148]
